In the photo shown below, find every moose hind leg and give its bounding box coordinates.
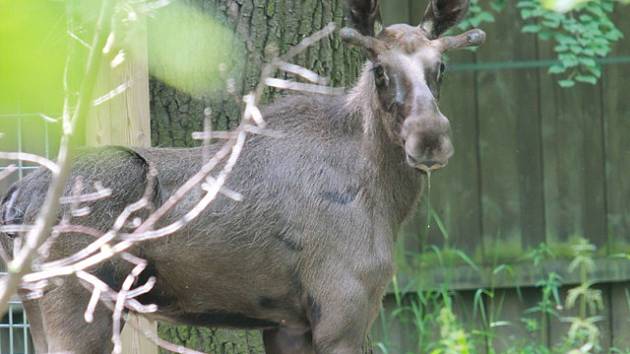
[263,328,315,354]
[38,278,114,354]
[310,284,371,354]
[20,298,47,353]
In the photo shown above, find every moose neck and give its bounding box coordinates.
[346,63,425,227]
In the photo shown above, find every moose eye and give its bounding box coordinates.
[373,65,388,87]
[437,62,446,81]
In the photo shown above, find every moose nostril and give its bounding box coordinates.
[422,160,440,168]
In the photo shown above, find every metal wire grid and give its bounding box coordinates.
[0,302,32,354]
[0,112,59,354]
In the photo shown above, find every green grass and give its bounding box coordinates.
[374,179,630,353]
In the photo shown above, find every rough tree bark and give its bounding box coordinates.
[149,0,365,352]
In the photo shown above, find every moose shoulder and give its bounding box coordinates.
[0,0,485,352]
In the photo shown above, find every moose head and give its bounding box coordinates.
[342,0,485,173]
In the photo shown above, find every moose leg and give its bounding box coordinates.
[38,278,114,353]
[309,283,371,354]
[20,297,48,353]
[263,328,314,354]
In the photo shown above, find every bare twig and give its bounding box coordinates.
[59,187,113,204]
[277,60,329,84]
[6,20,341,354]
[93,81,131,106]
[67,30,92,49]
[264,78,344,95]
[254,22,336,102]
[112,253,147,354]
[201,107,213,163]
[0,152,59,174]
[0,164,18,182]
[0,0,115,316]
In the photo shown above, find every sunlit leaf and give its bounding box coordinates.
[146,2,243,97]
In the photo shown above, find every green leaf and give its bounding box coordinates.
[548,64,566,74]
[521,9,533,19]
[522,24,541,33]
[579,58,597,67]
[554,44,568,52]
[542,19,561,28]
[579,14,593,22]
[586,65,602,77]
[559,79,576,88]
[478,12,495,23]
[556,34,577,45]
[559,54,579,67]
[575,75,597,84]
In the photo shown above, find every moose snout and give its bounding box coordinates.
[402,116,454,172]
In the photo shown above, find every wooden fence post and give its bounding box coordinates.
[85,17,157,354]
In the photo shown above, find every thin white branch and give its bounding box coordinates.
[243,124,286,138]
[59,187,112,204]
[102,32,115,54]
[276,60,329,84]
[243,94,266,127]
[93,81,131,106]
[0,152,59,174]
[0,164,17,182]
[137,0,176,14]
[9,23,341,351]
[201,177,243,202]
[67,30,92,49]
[37,113,59,123]
[112,256,146,354]
[191,131,237,140]
[84,287,101,322]
[110,50,126,69]
[0,0,115,316]
[264,78,344,95]
[131,129,247,241]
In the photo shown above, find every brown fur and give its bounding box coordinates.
[0,1,477,352]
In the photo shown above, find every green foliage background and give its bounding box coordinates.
[457,0,623,87]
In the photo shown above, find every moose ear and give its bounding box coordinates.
[419,0,470,38]
[345,0,380,36]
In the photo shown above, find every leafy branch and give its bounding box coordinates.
[519,0,622,87]
[456,0,624,87]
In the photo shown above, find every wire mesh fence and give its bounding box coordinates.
[0,111,60,354]
[0,302,33,354]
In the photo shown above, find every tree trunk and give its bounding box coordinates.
[148,0,365,352]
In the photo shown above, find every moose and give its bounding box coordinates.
[0,0,485,352]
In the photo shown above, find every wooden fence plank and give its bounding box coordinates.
[453,289,488,354]
[84,15,156,354]
[425,50,483,258]
[603,7,630,254]
[538,41,607,251]
[409,0,426,25]
[86,19,151,148]
[611,282,630,350]
[380,0,410,25]
[475,4,544,264]
[490,288,546,352]
[374,295,423,354]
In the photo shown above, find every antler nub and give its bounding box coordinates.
[345,0,380,36]
[437,28,486,51]
[340,27,386,57]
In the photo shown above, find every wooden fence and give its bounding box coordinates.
[377,1,630,352]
